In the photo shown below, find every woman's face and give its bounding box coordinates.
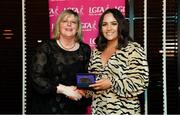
[102,13,118,41]
[59,14,78,38]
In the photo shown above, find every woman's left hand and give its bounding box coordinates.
[89,78,112,91]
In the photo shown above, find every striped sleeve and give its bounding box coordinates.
[111,43,149,98]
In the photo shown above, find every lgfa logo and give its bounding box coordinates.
[88,5,125,16]
[82,21,97,32]
[88,5,110,15]
[64,6,84,15]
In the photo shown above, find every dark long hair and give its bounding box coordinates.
[95,8,132,51]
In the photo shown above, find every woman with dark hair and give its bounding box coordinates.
[87,8,149,114]
[96,8,132,50]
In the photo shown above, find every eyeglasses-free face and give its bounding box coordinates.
[59,14,78,39]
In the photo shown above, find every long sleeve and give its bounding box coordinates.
[110,42,149,98]
[31,42,56,94]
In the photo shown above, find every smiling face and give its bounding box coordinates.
[102,13,118,42]
[59,14,78,39]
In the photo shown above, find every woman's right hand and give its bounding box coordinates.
[56,84,82,101]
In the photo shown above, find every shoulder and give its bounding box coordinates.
[127,42,142,48]
[80,42,91,51]
[124,42,146,59]
[39,39,56,47]
[92,48,98,52]
[125,42,144,52]
[91,48,100,56]
[37,39,56,53]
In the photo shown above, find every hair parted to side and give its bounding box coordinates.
[53,9,82,42]
[95,8,132,51]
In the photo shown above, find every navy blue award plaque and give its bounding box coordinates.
[76,73,96,89]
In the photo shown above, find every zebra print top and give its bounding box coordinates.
[88,42,149,115]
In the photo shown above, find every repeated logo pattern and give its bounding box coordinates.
[49,0,125,48]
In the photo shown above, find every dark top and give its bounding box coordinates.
[30,39,91,114]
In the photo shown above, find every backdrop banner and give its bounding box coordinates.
[49,0,125,48]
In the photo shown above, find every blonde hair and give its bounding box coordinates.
[53,9,82,42]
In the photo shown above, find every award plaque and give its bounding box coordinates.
[76,73,96,89]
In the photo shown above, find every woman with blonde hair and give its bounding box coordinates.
[30,9,91,114]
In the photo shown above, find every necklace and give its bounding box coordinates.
[57,40,76,50]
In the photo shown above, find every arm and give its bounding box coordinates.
[30,42,56,94]
[110,43,149,98]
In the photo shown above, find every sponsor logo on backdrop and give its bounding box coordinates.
[89,37,96,46]
[49,6,84,17]
[88,5,125,16]
[82,21,97,32]
[49,0,125,48]
[89,6,109,16]
[49,6,60,17]
[64,7,84,16]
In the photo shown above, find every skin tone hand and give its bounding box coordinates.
[67,96,78,101]
[89,78,112,91]
[75,89,87,97]
[67,96,77,101]
[66,86,78,101]
[66,86,81,101]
